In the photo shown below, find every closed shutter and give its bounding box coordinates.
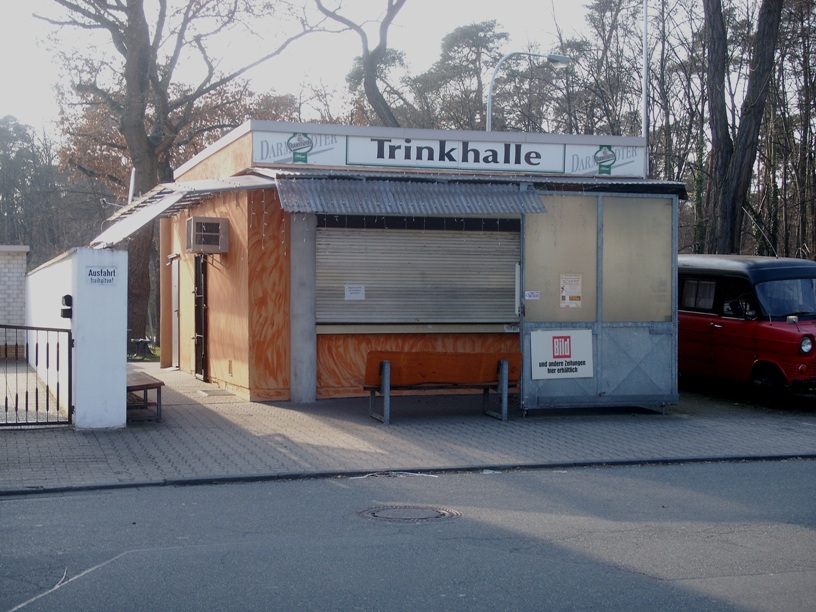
[316,227,519,323]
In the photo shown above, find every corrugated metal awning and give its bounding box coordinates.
[275,178,545,216]
[89,175,276,248]
[89,171,547,248]
[89,165,687,248]
[251,166,689,199]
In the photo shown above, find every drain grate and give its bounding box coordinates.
[359,505,461,523]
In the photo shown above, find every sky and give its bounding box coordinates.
[0,0,590,136]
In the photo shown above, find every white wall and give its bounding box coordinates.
[27,248,128,429]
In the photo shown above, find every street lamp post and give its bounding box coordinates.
[485,52,571,132]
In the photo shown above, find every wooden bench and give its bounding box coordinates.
[127,371,165,422]
[363,351,522,424]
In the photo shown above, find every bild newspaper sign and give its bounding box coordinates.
[530,330,593,380]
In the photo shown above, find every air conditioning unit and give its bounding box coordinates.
[186,217,229,254]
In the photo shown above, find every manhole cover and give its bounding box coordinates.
[359,505,461,523]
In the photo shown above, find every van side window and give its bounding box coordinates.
[720,277,754,317]
[681,279,716,311]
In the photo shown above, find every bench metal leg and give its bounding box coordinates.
[483,359,509,422]
[129,385,162,423]
[382,361,391,424]
[499,359,508,421]
[369,360,391,424]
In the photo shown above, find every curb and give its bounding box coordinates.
[2,454,814,497]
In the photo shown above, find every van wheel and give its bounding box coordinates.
[750,365,788,403]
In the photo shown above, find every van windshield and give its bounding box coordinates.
[755,277,816,319]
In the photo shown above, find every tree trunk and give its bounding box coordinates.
[795,2,814,258]
[703,0,734,252]
[121,0,159,344]
[363,49,400,127]
[704,0,784,254]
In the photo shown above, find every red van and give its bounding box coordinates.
[678,254,816,393]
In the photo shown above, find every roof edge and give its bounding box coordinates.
[173,121,254,179]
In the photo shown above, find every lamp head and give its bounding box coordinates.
[546,54,572,70]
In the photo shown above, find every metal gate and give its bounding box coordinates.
[1,325,73,426]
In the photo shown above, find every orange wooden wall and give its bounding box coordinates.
[196,192,252,395]
[160,188,291,401]
[161,186,520,402]
[246,190,291,400]
[316,333,520,398]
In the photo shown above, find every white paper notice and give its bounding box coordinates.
[344,285,365,301]
[560,273,582,308]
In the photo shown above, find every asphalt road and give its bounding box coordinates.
[2,459,814,611]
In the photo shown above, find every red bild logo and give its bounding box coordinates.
[553,336,571,359]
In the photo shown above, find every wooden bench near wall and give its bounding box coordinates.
[363,351,522,424]
[127,370,165,422]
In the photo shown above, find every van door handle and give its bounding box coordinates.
[710,323,724,329]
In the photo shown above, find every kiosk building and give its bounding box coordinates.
[92,120,687,412]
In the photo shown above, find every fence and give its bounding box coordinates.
[1,324,73,426]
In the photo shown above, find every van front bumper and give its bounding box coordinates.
[791,378,816,394]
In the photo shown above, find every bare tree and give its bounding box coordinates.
[396,21,507,131]
[0,115,111,268]
[577,0,643,135]
[703,0,784,253]
[345,48,417,126]
[38,0,320,341]
[315,0,407,127]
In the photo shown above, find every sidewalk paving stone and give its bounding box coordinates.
[2,362,815,495]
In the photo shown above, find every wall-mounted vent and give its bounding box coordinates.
[186,217,229,254]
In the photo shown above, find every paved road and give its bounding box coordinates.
[2,460,814,611]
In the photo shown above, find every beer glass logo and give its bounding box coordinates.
[593,145,617,175]
[287,133,314,162]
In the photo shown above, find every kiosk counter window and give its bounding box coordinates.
[602,197,673,322]
[523,195,673,324]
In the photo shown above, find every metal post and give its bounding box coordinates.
[642,0,650,176]
[499,359,509,421]
[382,360,391,425]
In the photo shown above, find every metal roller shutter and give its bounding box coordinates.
[316,227,519,323]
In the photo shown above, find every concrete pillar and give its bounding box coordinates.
[26,248,128,429]
[73,249,128,428]
[289,213,317,402]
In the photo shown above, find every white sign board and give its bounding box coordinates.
[347,136,566,173]
[530,329,594,379]
[344,285,365,301]
[251,125,647,178]
[86,266,118,286]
